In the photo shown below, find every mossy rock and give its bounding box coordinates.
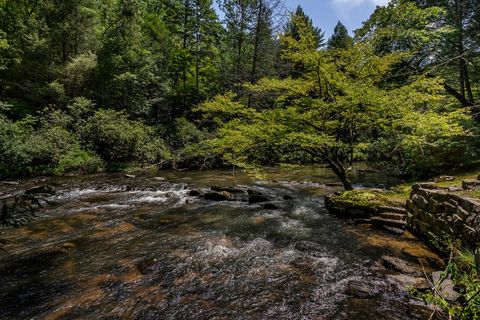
[325,190,399,218]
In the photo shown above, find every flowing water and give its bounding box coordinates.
[0,167,441,319]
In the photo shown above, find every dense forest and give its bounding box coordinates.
[0,0,479,189]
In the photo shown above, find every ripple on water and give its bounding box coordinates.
[0,174,438,320]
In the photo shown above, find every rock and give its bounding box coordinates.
[382,226,405,235]
[188,190,201,197]
[247,189,271,203]
[261,203,279,210]
[432,271,460,302]
[412,182,438,191]
[448,186,463,192]
[211,186,245,193]
[380,212,407,221]
[353,218,371,225]
[1,181,19,185]
[324,194,378,218]
[412,194,429,210]
[408,300,447,320]
[153,177,166,181]
[381,256,421,276]
[344,280,378,298]
[371,216,407,229]
[435,176,456,182]
[125,174,136,178]
[24,185,55,195]
[462,179,480,190]
[388,274,430,290]
[203,191,232,201]
[378,205,407,214]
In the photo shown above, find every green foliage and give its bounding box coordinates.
[369,107,480,178]
[329,189,396,208]
[0,116,34,178]
[327,21,353,50]
[414,248,480,319]
[26,126,79,174]
[285,6,325,50]
[0,0,479,182]
[81,109,170,164]
[54,146,104,175]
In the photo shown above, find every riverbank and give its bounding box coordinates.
[324,169,480,319]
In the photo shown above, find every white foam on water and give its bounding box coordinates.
[51,186,127,201]
[279,218,311,236]
[290,205,319,219]
[69,203,132,213]
[197,243,239,259]
[126,185,190,205]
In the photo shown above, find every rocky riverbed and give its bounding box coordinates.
[0,168,446,319]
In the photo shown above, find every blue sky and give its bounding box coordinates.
[283,0,389,37]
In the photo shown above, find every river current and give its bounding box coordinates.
[0,167,440,319]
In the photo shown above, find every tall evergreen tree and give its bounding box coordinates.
[284,6,324,50]
[327,21,353,50]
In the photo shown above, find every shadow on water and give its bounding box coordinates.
[0,167,436,319]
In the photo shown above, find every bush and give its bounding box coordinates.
[81,109,170,164]
[414,248,480,319]
[54,147,104,175]
[163,117,214,168]
[26,126,79,174]
[0,116,33,178]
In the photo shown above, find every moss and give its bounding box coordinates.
[384,169,480,202]
[329,189,398,208]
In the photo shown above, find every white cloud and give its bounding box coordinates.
[332,0,389,7]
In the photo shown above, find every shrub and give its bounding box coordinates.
[0,116,33,178]
[414,248,480,319]
[54,147,104,175]
[26,126,79,174]
[81,109,170,164]
[164,117,214,168]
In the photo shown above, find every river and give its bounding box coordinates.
[0,167,441,319]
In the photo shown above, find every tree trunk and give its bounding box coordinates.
[327,157,353,191]
[182,0,190,113]
[194,0,200,104]
[455,0,474,103]
[250,0,263,84]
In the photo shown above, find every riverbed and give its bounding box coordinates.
[0,167,442,319]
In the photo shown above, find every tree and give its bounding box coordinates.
[198,21,445,190]
[327,21,352,50]
[281,5,324,78]
[284,6,324,50]
[218,0,255,85]
[357,0,479,119]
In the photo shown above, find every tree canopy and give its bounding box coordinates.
[0,0,478,187]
